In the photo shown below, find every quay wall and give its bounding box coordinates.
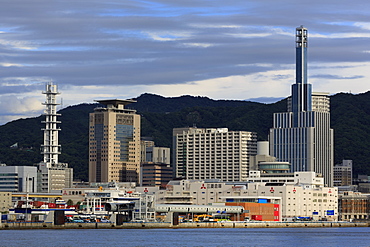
[0,222,369,230]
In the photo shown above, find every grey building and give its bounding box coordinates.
[269,26,334,186]
[334,160,353,186]
[173,127,257,182]
[0,165,38,192]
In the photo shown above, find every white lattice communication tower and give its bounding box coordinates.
[41,82,61,166]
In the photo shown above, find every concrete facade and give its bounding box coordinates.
[38,162,73,193]
[0,166,38,192]
[334,160,352,186]
[0,192,12,212]
[145,146,170,164]
[173,127,257,181]
[156,172,338,221]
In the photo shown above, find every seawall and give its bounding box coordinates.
[0,221,368,230]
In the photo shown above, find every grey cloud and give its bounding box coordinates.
[0,0,370,93]
[311,74,364,80]
[246,97,285,104]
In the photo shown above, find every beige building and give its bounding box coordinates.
[173,127,257,181]
[157,172,338,221]
[0,192,12,212]
[89,99,141,183]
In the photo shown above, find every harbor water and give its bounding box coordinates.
[1,227,370,247]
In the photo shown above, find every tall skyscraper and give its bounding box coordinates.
[37,82,73,192]
[173,127,257,181]
[269,26,334,186]
[89,99,141,183]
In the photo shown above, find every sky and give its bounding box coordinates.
[0,0,370,125]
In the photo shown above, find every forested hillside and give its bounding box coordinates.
[0,92,369,181]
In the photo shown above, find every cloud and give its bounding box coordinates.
[0,0,370,124]
[246,97,285,104]
[0,95,44,125]
[311,74,364,80]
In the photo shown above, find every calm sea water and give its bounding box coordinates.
[0,227,369,247]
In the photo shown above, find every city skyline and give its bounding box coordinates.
[1,1,370,125]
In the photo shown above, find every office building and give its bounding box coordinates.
[145,146,170,164]
[0,165,37,192]
[140,163,173,187]
[37,82,73,193]
[89,99,141,183]
[269,26,334,186]
[140,138,155,163]
[334,160,353,186]
[141,146,172,187]
[173,127,257,182]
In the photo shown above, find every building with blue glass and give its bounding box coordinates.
[89,99,141,184]
[269,26,334,186]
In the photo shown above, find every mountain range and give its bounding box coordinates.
[0,92,369,182]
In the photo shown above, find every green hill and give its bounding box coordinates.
[0,92,369,181]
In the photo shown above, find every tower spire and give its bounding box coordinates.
[291,25,312,119]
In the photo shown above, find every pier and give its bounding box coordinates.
[1,221,368,230]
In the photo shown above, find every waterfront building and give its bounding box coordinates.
[225,198,281,221]
[269,26,334,186]
[334,160,353,186]
[37,82,73,193]
[338,191,370,221]
[89,99,141,183]
[0,165,38,192]
[0,192,12,212]
[173,127,257,182]
[157,171,338,221]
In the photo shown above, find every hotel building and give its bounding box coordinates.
[89,99,141,183]
[173,127,257,182]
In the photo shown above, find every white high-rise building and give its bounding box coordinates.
[173,127,257,181]
[269,26,334,186]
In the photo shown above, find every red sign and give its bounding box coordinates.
[200,184,206,189]
[270,187,274,193]
[144,188,149,193]
[328,189,332,193]
[293,188,296,193]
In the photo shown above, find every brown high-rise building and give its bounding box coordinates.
[89,99,141,183]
